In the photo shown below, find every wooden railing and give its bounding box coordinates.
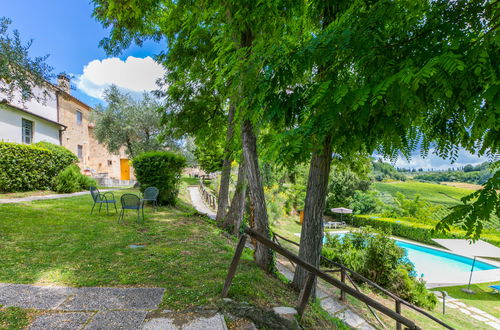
[222,228,454,330]
[199,178,217,210]
[272,232,453,330]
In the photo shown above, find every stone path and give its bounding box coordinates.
[189,186,374,329]
[0,189,117,204]
[433,291,500,329]
[187,186,216,220]
[0,283,228,329]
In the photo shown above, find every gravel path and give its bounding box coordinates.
[187,186,216,220]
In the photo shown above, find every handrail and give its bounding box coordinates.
[199,178,217,210]
[222,228,425,329]
[272,232,453,330]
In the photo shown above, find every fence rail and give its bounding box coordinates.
[222,228,454,330]
[271,232,453,330]
[199,178,217,210]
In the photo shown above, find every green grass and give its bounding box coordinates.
[0,190,55,199]
[0,188,340,329]
[0,306,34,329]
[437,281,500,318]
[373,181,472,207]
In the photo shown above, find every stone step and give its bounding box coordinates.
[142,311,227,330]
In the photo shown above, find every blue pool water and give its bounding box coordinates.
[326,233,498,279]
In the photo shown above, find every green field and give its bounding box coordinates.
[373,181,473,207]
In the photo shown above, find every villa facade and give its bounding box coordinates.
[0,74,134,182]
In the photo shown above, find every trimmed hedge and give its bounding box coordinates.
[0,142,77,192]
[347,216,462,245]
[132,151,186,206]
[35,141,78,171]
[347,216,500,247]
[52,164,97,193]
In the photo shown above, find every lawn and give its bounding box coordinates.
[0,188,340,328]
[373,181,472,206]
[437,281,500,318]
[0,306,35,329]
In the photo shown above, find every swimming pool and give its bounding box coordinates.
[326,232,498,281]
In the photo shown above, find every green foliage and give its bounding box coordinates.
[92,86,171,158]
[349,190,383,215]
[384,192,444,224]
[193,142,224,174]
[326,166,372,209]
[322,228,437,309]
[52,164,97,193]
[0,16,52,102]
[414,167,493,185]
[372,160,407,181]
[348,216,464,245]
[436,164,500,241]
[132,151,186,205]
[0,142,76,192]
[34,141,79,171]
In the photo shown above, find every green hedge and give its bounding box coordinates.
[132,151,186,205]
[0,142,77,192]
[347,216,463,245]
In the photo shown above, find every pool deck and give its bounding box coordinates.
[298,230,500,288]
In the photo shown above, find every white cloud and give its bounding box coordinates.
[75,56,166,100]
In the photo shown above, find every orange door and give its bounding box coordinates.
[120,159,130,180]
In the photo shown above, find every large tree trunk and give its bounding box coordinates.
[222,154,247,235]
[216,104,236,224]
[242,119,273,272]
[292,136,333,295]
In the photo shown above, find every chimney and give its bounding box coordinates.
[57,74,71,94]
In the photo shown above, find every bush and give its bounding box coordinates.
[132,151,186,205]
[52,164,97,193]
[34,141,78,171]
[0,142,77,192]
[322,228,437,309]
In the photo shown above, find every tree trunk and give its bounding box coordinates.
[242,119,273,272]
[216,104,236,223]
[222,154,247,235]
[292,135,333,296]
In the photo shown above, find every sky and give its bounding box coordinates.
[1,1,493,169]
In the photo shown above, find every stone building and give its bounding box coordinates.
[55,74,134,183]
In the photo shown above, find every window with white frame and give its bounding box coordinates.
[22,119,33,144]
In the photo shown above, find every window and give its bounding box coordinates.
[77,145,83,159]
[107,160,113,166]
[76,110,82,125]
[22,119,33,144]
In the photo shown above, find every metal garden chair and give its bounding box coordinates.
[90,186,117,215]
[142,186,159,211]
[118,193,143,223]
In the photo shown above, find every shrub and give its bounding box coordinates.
[0,142,77,192]
[34,141,78,171]
[52,164,97,193]
[322,228,437,309]
[132,151,186,205]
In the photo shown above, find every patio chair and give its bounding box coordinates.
[142,186,159,211]
[90,187,117,215]
[118,193,143,223]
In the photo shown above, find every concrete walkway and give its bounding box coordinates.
[188,186,374,329]
[0,189,117,204]
[187,186,216,220]
[0,283,227,329]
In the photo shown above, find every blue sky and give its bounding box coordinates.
[1,1,493,169]
[1,0,166,106]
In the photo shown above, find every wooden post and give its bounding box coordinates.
[340,268,346,301]
[221,235,248,297]
[296,272,316,316]
[396,300,402,330]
